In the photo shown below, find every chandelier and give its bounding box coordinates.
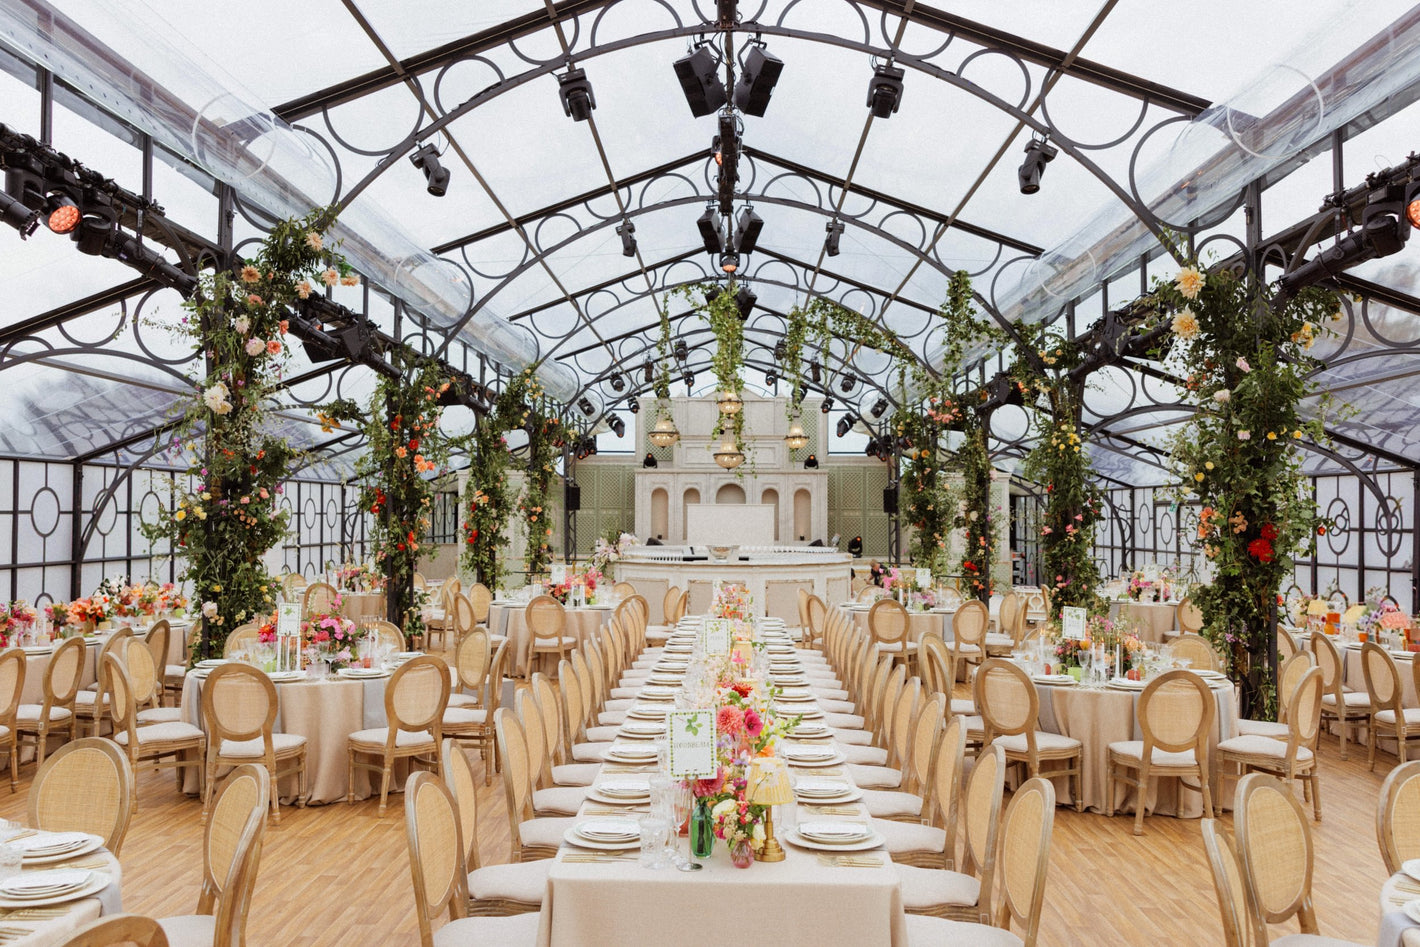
[784,420,808,451]
[648,413,680,448]
[715,389,743,416]
[713,440,745,469]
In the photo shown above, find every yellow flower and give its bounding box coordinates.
[1175,266,1205,299]
[1194,473,1205,482]
[1266,432,1277,440]
[1171,308,1199,340]
[174,510,186,521]
[239,265,261,284]
[1293,430,1303,439]
[1204,461,1215,471]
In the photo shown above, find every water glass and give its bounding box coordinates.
[637,815,671,869]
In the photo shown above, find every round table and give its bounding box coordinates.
[486,601,615,677]
[179,670,396,804]
[1026,674,1237,816]
[1108,600,1178,643]
[337,591,387,622]
[1378,871,1420,947]
[18,638,103,704]
[0,847,122,946]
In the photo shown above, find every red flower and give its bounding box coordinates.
[1259,523,1279,541]
[1247,538,1275,563]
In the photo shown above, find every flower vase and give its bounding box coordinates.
[691,800,714,859]
[730,839,753,868]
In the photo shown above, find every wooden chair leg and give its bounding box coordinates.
[1370,716,1379,771]
[1199,765,1214,820]
[1074,757,1084,813]
[1106,760,1115,817]
[1310,770,1321,820]
[7,741,15,794]
[1133,765,1150,836]
[377,760,392,815]
[346,750,356,805]
[1337,713,1349,760]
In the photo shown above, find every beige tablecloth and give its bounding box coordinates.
[1343,644,1418,706]
[18,639,102,704]
[4,849,122,947]
[487,603,615,677]
[1029,677,1237,816]
[536,631,907,946]
[339,592,387,622]
[1109,600,1178,643]
[180,672,397,804]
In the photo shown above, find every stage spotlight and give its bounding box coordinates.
[839,373,857,393]
[643,359,655,384]
[558,68,596,121]
[1407,179,1420,229]
[719,251,739,274]
[101,230,196,293]
[42,193,79,234]
[697,205,723,254]
[674,340,688,362]
[643,451,658,468]
[870,397,888,419]
[836,414,855,438]
[608,414,626,438]
[764,368,777,386]
[734,286,756,319]
[617,220,637,257]
[820,396,834,414]
[673,45,726,117]
[734,45,783,117]
[578,397,595,416]
[734,207,763,254]
[409,143,450,197]
[1018,137,1058,195]
[0,190,39,238]
[866,63,905,118]
[73,205,115,255]
[773,339,787,360]
[825,218,844,256]
[610,372,626,392]
[682,370,695,389]
[628,396,640,414]
[803,453,819,469]
[810,361,821,384]
[1278,204,1412,300]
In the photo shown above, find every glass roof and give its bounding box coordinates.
[0,0,1418,489]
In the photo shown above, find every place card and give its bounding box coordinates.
[550,563,567,584]
[702,618,731,656]
[276,602,301,637]
[1061,606,1087,640]
[915,568,932,588]
[667,709,716,778]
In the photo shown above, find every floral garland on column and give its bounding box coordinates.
[955,410,995,598]
[1012,327,1105,615]
[521,411,560,577]
[462,368,538,585]
[142,209,355,661]
[1161,261,1337,717]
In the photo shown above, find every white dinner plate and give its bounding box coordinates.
[602,745,659,763]
[774,694,816,703]
[0,870,109,908]
[1402,858,1420,883]
[11,833,101,863]
[1107,678,1148,690]
[267,670,307,683]
[571,819,640,842]
[392,651,424,661]
[783,750,845,768]
[562,829,640,852]
[194,659,228,669]
[1192,669,1227,680]
[782,828,885,854]
[1032,674,1076,686]
[626,706,669,720]
[337,668,389,679]
[1405,898,1420,926]
[798,821,873,843]
[20,646,53,656]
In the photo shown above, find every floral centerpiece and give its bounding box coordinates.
[589,531,636,576]
[156,583,188,616]
[1127,567,1175,603]
[710,583,754,622]
[690,659,801,858]
[62,597,106,632]
[302,607,357,670]
[336,562,385,592]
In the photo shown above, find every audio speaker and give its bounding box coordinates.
[565,482,582,512]
[882,484,898,515]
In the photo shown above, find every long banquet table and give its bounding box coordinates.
[535,617,908,946]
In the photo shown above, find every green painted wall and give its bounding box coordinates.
[827,459,894,560]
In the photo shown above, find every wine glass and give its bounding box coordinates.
[671,784,700,871]
[1077,648,1092,686]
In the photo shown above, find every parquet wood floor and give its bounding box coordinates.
[4,672,1392,945]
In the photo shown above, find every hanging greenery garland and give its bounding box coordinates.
[462,367,539,585]
[143,208,352,661]
[1161,260,1338,717]
[521,409,560,577]
[1012,324,1105,616]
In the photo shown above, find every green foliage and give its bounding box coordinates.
[142,208,345,662]
[1161,262,1338,717]
[521,411,560,576]
[784,297,917,422]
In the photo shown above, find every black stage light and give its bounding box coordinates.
[734,45,783,117]
[716,0,736,28]
[628,396,640,414]
[643,359,655,384]
[73,205,115,255]
[0,190,39,238]
[734,286,756,319]
[1407,179,1420,230]
[102,230,196,293]
[673,45,726,118]
[617,220,637,257]
[1018,137,1058,195]
[809,360,821,384]
[839,373,857,393]
[578,397,595,416]
[764,368,777,386]
[674,339,689,362]
[559,68,596,121]
[697,206,723,254]
[825,218,844,256]
[867,63,905,118]
[609,414,626,438]
[836,414,855,438]
[643,451,658,468]
[719,251,739,274]
[870,397,888,419]
[42,192,79,234]
[410,143,451,197]
[820,396,834,414]
[803,453,819,469]
[773,339,787,360]
[610,372,626,392]
[1278,200,1413,300]
[734,207,763,254]
[682,370,695,389]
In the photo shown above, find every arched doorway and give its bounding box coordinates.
[715,482,746,504]
[650,487,668,540]
[793,488,812,542]
[761,488,780,541]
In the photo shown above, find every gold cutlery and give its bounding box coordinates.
[560,854,638,863]
[816,854,885,868]
[1,909,68,920]
[802,805,863,816]
[583,806,649,816]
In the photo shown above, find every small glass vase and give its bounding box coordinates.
[730,838,753,868]
[691,800,715,859]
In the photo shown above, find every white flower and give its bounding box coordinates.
[1175,266,1205,300]
[244,338,265,357]
[201,601,218,619]
[711,798,736,819]
[232,316,250,335]
[1171,308,1200,340]
[202,383,229,413]
[1213,389,1231,404]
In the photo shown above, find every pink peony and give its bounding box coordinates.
[717,705,745,736]
[744,708,764,738]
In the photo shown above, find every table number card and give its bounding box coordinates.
[666,709,717,778]
[915,568,932,589]
[276,602,301,637]
[1061,606,1087,640]
[702,618,731,655]
[550,563,567,584]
